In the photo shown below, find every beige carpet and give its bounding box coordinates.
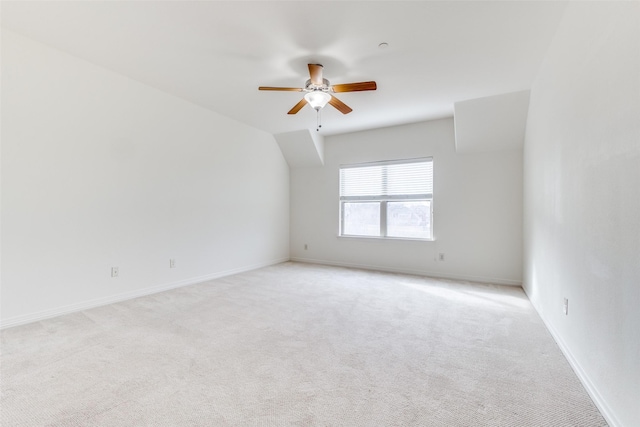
[1,262,606,426]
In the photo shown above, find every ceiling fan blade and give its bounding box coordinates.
[308,64,324,85]
[328,96,353,114]
[259,86,303,91]
[287,98,307,115]
[331,81,377,93]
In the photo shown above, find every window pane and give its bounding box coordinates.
[342,202,380,236]
[387,201,431,239]
[340,166,383,197]
[385,161,433,196]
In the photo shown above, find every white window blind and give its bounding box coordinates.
[340,158,433,201]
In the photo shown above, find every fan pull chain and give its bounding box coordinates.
[316,109,322,132]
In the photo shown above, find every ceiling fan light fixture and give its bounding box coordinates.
[304,91,331,110]
[259,63,376,117]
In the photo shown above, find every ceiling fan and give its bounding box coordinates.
[259,64,377,115]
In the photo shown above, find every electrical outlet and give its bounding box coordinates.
[111,267,119,278]
[563,298,569,315]
[439,253,445,261]
[170,259,176,268]
[304,244,308,250]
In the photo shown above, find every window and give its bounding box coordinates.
[339,158,433,240]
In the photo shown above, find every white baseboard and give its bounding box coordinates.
[290,257,522,287]
[522,286,620,427]
[0,257,289,330]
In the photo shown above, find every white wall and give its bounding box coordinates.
[0,30,290,327]
[291,119,523,285]
[523,2,639,426]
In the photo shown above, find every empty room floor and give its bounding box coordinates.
[1,262,606,426]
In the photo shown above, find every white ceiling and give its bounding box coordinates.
[1,1,568,136]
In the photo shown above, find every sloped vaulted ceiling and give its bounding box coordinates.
[1,1,567,136]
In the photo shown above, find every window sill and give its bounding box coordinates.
[337,235,435,242]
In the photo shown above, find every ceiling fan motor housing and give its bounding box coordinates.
[304,78,331,92]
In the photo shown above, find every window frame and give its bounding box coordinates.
[339,158,434,241]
